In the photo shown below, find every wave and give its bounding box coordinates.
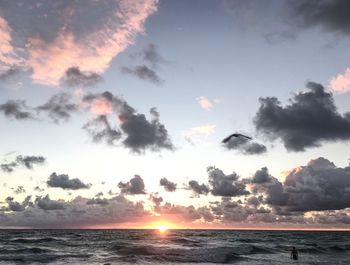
[170,237,202,245]
[0,247,52,255]
[0,253,92,263]
[10,237,64,244]
[111,245,257,263]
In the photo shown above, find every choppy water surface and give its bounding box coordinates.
[0,229,349,264]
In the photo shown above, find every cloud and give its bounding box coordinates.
[47,172,91,190]
[14,186,26,195]
[252,157,350,213]
[36,195,67,210]
[0,100,35,120]
[0,155,45,173]
[118,175,146,195]
[141,43,165,68]
[182,124,216,144]
[287,0,350,36]
[120,107,174,153]
[196,96,213,110]
[121,65,163,85]
[0,162,18,173]
[36,93,79,123]
[82,91,174,153]
[83,115,122,145]
[122,44,165,84]
[210,197,274,223]
[311,210,350,224]
[188,180,209,195]
[63,67,102,87]
[329,68,350,93]
[251,167,272,184]
[254,82,350,151]
[207,166,249,197]
[0,16,21,67]
[159,178,177,192]
[149,193,163,211]
[34,186,45,192]
[222,136,267,155]
[0,0,159,86]
[4,196,31,212]
[16,155,45,169]
[86,198,109,206]
[155,202,214,223]
[0,195,148,228]
[0,67,21,81]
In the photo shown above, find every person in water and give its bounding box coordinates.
[291,246,298,260]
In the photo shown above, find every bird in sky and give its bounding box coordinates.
[221,133,252,143]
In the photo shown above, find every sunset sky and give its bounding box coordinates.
[1,0,350,229]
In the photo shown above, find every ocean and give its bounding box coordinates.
[0,229,349,264]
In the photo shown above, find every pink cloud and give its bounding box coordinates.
[182,124,216,144]
[0,16,21,69]
[196,96,213,110]
[1,0,158,86]
[329,68,350,93]
[90,98,113,115]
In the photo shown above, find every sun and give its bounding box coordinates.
[158,225,168,233]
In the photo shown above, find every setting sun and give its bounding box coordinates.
[158,225,168,233]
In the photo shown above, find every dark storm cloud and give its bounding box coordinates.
[5,196,31,212]
[36,93,78,123]
[0,100,35,120]
[287,0,350,36]
[83,91,173,153]
[188,180,209,195]
[312,210,350,224]
[159,178,177,192]
[63,67,102,87]
[207,166,249,197]
[120,107,174,153]
[121,65,163,85]
[254,82,350,151]
[16,155,45,169]
[251,167,272,184]
[47,172,91,190]
[246,196,261,206]
[282,157,350,212]
[83,115,122,145]
[118,175,146,195]
[223,136,267,155]
[253,158,350,213]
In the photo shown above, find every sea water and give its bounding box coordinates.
[0,229,349,264]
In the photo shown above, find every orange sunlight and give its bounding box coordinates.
[143,220,182,231]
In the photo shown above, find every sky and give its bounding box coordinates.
[1,0,350,229]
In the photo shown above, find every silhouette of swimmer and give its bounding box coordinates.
[221,133,252,143]
[290,246,298,260]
